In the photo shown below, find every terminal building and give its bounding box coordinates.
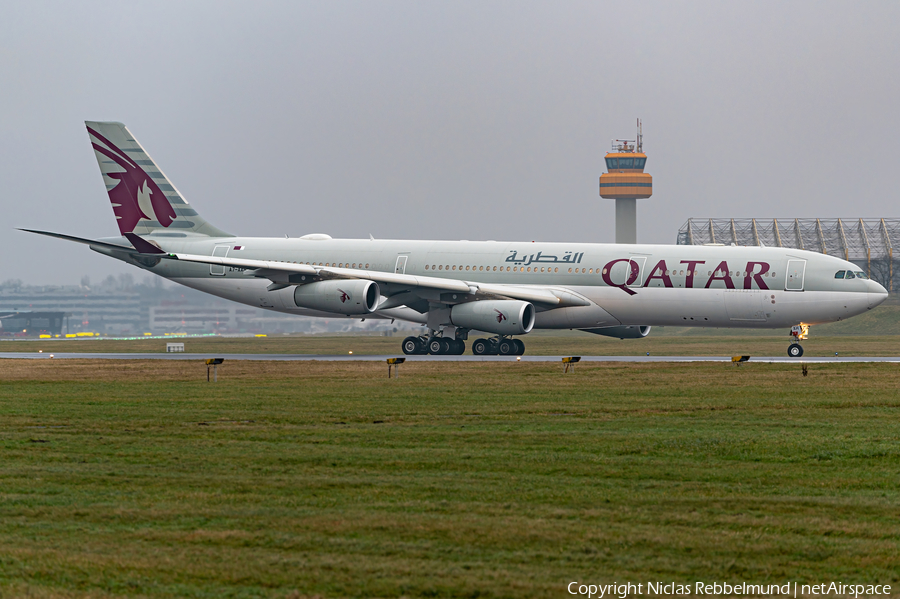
[0,288,141,334]
[0,311,70,335]
[0,284,412,337]
[677,218,899,292]
[147,304,309,333]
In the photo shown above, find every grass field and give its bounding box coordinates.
[1,358,899,598]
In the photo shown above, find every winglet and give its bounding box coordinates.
[124,232,165,254]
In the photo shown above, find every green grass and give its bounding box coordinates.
[1,359,899,597]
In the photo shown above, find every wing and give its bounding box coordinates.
[164,251,591,311]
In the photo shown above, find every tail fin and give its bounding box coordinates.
[85,121,232,238]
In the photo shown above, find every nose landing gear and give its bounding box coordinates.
[787,324,809,358]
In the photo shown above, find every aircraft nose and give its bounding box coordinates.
[868,279,889,309]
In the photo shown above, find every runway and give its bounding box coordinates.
[2,352,899,363]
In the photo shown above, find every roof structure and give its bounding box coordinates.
[677,218,898,291]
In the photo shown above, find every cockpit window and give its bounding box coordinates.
[845,271,856,279]
[834,270,845,279]
[856,271,868,279]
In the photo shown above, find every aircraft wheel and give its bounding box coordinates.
[513,339,525,355]
[428,338,448,355]
[472,338,490,355]
[451,339,466,355]
[498,339,517,355]
[402,336,419,355]
[788,343,804,358]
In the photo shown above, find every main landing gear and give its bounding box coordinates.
[401,335,466,355]
[471,336,525,356]
[401,330,525,356]
[787,324,809,358]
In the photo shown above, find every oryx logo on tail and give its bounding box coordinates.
[87,126,176,235]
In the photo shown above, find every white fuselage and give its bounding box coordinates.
[125,236,887,331]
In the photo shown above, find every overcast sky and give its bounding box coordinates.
[2,1,898,285]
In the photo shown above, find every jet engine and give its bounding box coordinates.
[450,300,535,335]
[293,280,379,315]
[581,325,651,339]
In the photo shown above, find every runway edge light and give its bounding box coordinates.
[206,358,224,382]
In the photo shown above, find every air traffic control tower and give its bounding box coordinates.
[600,120,652,244]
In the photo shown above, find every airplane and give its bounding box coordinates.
[21,121,888,357]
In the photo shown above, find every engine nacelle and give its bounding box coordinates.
[450,300,535,335]
[581,325,651,339]
[293,280,379,315]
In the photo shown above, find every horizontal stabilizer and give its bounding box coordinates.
[18,228,140,254]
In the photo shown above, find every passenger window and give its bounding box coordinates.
[845,271,855,279]
[834,271,845,279]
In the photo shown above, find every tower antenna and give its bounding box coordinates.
[637,118,643,153]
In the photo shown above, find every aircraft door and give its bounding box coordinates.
[606,256,646,287]
[394,255,408,275]
[210,245,230,276]
[725,290,767,321]
[785,259,806,291]
[628,256,647,288]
